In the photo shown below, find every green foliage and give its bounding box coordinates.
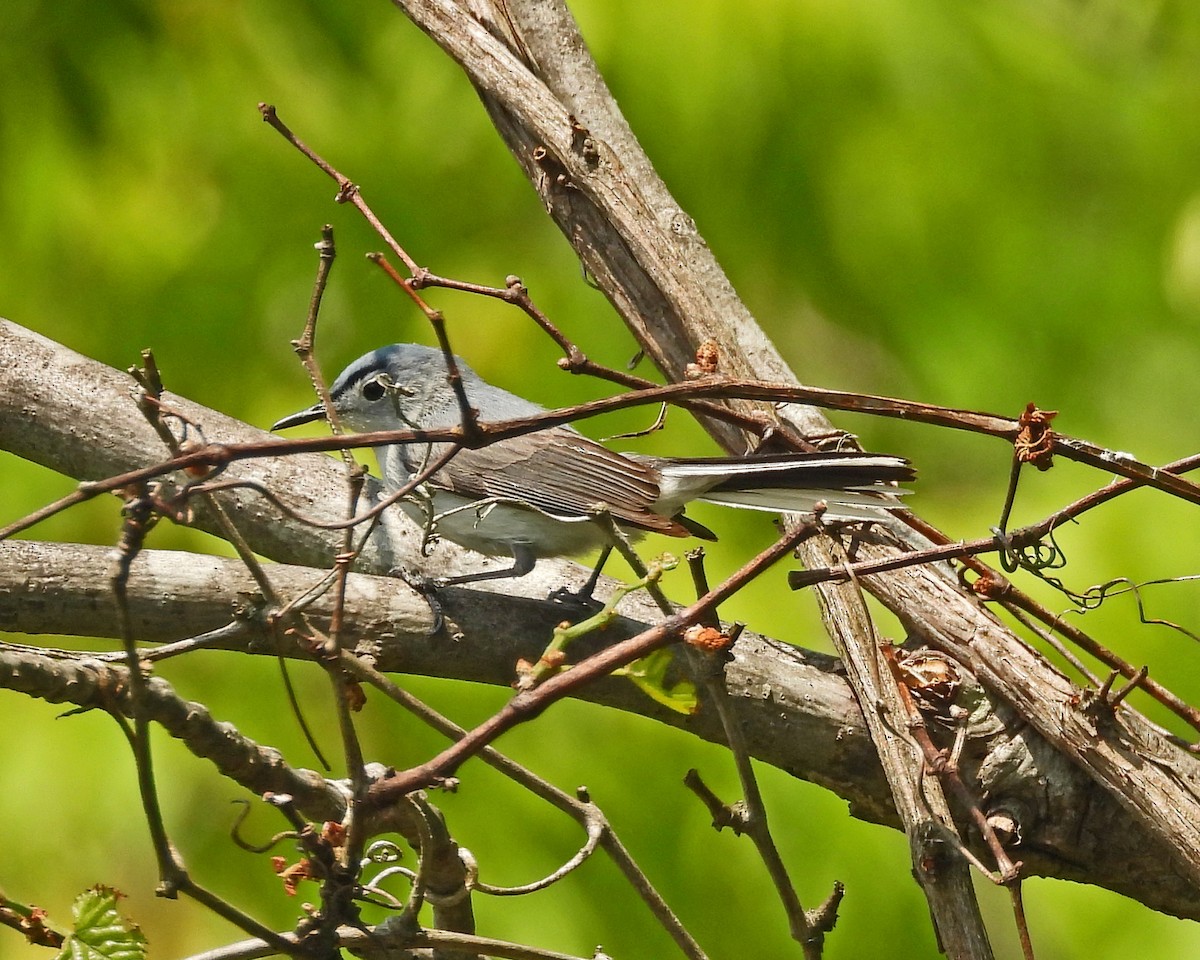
[56,886,147,960]
[615,648,699,715]
[2,1,1200,958]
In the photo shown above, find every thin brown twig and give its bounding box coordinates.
[108,490,301,955]
[594,517,824,953]
[289,224,356,468]
[258,99,791,450]
[188,924,605,960]
[324,473,372,878]
[364,523,814,808]
[193,444,464,535]
[470,814,604,897]
[790,535,1200,737]
[367,252,483,442]
[1009,881,1036,960]
[258,103,420,275]
[335,654,708,959]
[7,375,1197,546]
[111,488,180,890]
[880,645,1023,885]
[412,267,811,449]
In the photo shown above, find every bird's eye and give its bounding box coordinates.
[362,378,387,402]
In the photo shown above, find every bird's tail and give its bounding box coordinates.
[656,452,914,521]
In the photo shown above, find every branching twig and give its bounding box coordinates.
[364,524,812,806]
[335,655,707,959]
[108,503,307,955]
[8,373,1200,545]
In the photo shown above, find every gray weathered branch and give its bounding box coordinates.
[389,0,1200,917]
[0,375,1195,924]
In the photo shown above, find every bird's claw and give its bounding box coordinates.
[547,583,606,614]
[396,568,447,636]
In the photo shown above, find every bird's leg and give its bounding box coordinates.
[548,545,612,610]
[397,543,538,637]
[400,554,539,639]
[431,541,538,587]
[412,538,613,614]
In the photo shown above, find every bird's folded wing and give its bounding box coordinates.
[429,429,687,535]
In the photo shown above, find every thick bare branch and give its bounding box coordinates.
[2,536,1198,919]
[394,0,1200,894]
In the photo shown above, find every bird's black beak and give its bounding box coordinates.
[270,404,326,431]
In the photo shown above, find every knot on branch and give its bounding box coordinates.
[685,339,720,379]
[1014,403,1058,471]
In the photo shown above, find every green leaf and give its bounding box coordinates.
[54,886,146,960]
[615,649,699,715]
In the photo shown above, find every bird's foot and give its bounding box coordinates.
[547,582,607,614]
[396,567,447,636]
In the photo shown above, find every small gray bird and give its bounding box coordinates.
[272,344,913,586]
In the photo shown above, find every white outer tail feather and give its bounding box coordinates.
[697,487,907,521]
[657,454,906,478]
[657,454,911,522]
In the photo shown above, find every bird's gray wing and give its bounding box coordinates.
[431,427,688,536]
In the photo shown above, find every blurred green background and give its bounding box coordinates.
[3,0,1200,956]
